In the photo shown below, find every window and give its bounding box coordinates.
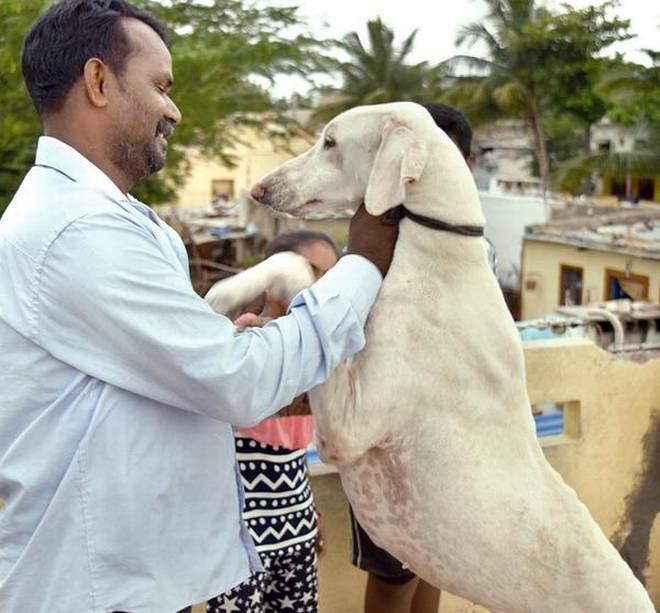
[638,177,655,201]
[610,177,627,198]
[531,401,581,441]
[559,265,583,306]
[597,140,611,153]
[604,268,649,301]
[211,179,234,201]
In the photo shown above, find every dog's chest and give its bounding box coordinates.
[340,445,428,562]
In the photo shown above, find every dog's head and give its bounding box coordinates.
[250,102,433,218]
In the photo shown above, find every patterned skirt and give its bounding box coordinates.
[236,436,318,554]
[205,437,320,612]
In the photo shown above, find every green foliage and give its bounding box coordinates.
[0,0,324,214]
[601,50,660,127]
[556,50,660,193]
[0,1,44,214]
[445,0,632,188]
[544,114,587,166]
[533,5,630,144]
[313,18,448,124]
[557,140,660,195]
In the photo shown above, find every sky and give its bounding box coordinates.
[268,0,659,98]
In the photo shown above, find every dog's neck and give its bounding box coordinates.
[403,137,484,229]
[392,135,489,272]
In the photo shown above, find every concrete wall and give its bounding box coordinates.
[521,239,660,320]
[526,340,660,605]
[441,339,660,612]
[479,193,549,288]
[175,130,314,209]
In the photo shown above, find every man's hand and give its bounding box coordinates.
[233,312,274,331]
[347,203,400,277]
[277,394,311,417]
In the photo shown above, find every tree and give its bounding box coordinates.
[313,18,447,123]
[557,50,660,197]
[446,0,631,192]
[0,0,323,215]
[0,1,44,211]
[601,49,660,127]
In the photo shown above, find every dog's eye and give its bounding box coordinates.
[323,135,336,149]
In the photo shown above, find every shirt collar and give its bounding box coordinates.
[35,136,129,203]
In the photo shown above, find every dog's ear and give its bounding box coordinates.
[364,119,427,216]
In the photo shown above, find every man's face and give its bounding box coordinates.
[108,18,181,185]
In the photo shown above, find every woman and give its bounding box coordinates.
[207,230,339,613]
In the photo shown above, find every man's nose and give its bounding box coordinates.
[166,98,182,125]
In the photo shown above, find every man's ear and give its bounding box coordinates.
[364,118,427,216]
[82,57,110,109]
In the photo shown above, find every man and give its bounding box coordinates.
[0,1,397,611]
[348,102,488,613]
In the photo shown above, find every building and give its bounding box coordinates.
[471,119,537,193]
[521,208,660,320]
[174,112,314,210]
[589,118,660,204]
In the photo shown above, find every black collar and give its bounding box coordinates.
[383,205,484,237]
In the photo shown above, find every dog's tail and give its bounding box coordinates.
[205,251,315,316]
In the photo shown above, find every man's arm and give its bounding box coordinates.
[35,208,393,427]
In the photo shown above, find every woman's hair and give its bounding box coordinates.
[265,230,338,258]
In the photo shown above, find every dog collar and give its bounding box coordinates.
[382,205,484,237]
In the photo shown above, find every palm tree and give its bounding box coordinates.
[313,18,446,123]
[445,0,557,191]
[445,0,631,194]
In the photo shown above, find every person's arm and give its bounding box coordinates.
[34,210,386,427]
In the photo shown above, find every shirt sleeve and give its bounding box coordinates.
[35,212,381,427]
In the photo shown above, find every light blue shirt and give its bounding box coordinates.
[0,137,381,612]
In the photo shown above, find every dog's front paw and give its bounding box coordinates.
[266,251,316,304]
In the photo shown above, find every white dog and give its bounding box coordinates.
[218,102,654,612]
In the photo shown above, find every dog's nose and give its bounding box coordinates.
[250,183,266,203]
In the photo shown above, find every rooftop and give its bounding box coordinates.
[525,207,660,260]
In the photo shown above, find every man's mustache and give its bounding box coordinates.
[157,118,175,139]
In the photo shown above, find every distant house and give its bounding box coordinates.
[521,208,660,320]
[472,119,537,194]
[589,118,659,204]
[175,111,315,210]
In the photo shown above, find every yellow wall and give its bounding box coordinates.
[525,340,660,608]
[439,339,660,612]
[599,174,660,204]
[175,130,314,209]
[521,239,660,320]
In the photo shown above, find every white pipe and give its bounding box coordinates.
[588,309,625,350]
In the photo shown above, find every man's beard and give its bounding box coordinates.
[110,116,174,187]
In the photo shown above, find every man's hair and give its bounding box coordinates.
[266,230,338,259]
[22,0,170,116]
[423,102,472,160]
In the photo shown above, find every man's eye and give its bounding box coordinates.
[323,136,336,149]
